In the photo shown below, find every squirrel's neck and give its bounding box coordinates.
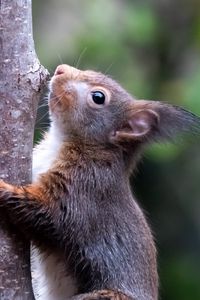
[58,141,120,162]
[52,141,127,184]
[33,123,139,182]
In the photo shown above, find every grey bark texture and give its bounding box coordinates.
[0,0,49,299]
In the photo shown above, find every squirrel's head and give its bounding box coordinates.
[49,64,200,149]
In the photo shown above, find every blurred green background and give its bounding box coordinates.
[32,1,200,299]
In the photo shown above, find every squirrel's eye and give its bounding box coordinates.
[91,91,105,105]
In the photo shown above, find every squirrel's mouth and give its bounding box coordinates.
[48,82,77,114]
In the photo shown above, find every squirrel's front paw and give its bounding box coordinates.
[0,179,7,186]
[0,180,15,200]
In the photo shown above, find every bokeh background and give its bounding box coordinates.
[32,1,200,299]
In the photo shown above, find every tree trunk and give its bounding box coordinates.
[0,0,49,299]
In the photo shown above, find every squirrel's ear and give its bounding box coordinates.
[111,109,159,142]
[111,100,200,144]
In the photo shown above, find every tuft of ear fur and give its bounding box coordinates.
[150,102,200,141]
[112,100,200,144]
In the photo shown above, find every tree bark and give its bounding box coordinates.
[0,0,49,299]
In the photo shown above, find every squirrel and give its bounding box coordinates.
[0,64,199,300]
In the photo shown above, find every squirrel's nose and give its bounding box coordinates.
[54,64,80,78]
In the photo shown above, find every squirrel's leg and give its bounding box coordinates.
[71,290,133,300]
[0,180,60,244]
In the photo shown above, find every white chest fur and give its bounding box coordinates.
[31,125,77,300]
